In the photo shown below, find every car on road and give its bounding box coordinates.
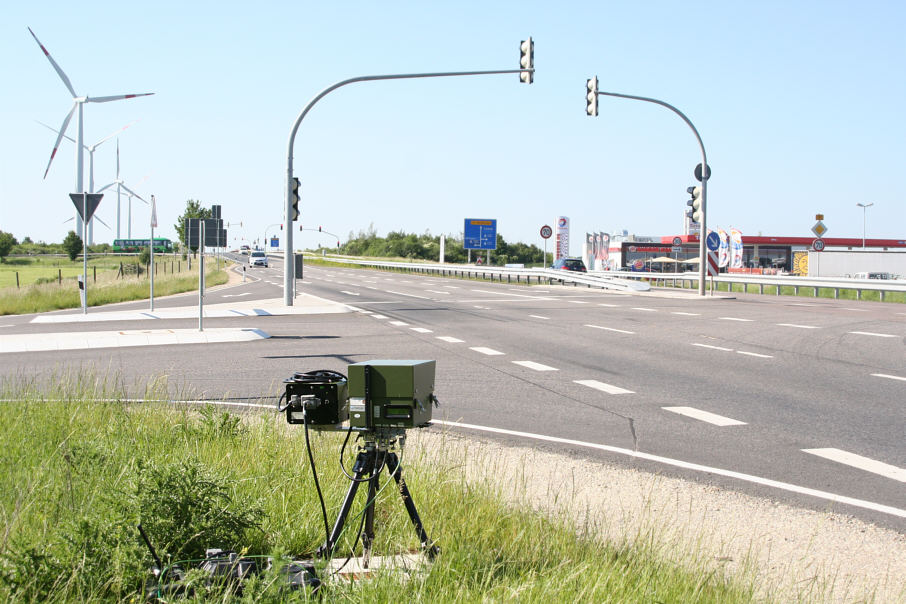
[551,258,587,272]
[249,250,268,268]
[240,245,250,255]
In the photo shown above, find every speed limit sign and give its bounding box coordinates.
[812,238,825,252]
[540,225,553,239]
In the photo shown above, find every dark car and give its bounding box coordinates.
[552,258,587,272]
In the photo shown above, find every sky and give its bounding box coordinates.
[2,1,904,256]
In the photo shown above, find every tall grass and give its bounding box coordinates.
[0,377,759,603]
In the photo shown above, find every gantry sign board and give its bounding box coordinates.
[186,218,227,248]
[464,218,497,250]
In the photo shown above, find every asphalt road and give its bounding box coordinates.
[2,254,904,531]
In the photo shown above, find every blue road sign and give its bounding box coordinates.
[464,218,497,250]
[706,231,720,251]
[270,237,279,248]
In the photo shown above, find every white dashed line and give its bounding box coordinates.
[442,285,460,289]
[845,308,869,312]
[371,314,388,319]
[512,360,559,371]
[436,336,464,343]
[777,323,819,329]
[849,331,897,338]
[692,343,733,352]
[736,350,773,358]
[574,379,634,395]
[410,327,433,334]
[389,320,409,326]
[719,317,754,322]
[426,290,450,295]
[585,324,635,335]
[632,307,657,312]
[671,311,700,316]
[662,406,747,426]
[803,448,906,483]
[872,373,906,382]
[470,346,505,356]
[568,300,589,304]
[340,290,360,296]
[529,315,550,320]
[598,303,620,307]
[385,290,429,299]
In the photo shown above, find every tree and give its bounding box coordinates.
[62,231,83,261]
[174,199,212,252]
[0,231,17,262]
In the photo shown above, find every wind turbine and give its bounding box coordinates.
[97,140,148,239]
[37,120,135,243]
[28,27,153,240]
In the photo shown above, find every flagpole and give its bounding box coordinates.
[150,195,156,311]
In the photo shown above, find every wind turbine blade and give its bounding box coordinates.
[87,93,154,103]
[93,215,111,229]
[116,139,120,178]
[95,120,137,148]
[120,183,146,203]
[96,182,115,193]
[36,120,77,144]
[62,217,74,224]
[27,27,78,98]
[43,104,76,179]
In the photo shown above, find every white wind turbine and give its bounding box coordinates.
[37,120,135,243]
[97,140,148,239]
[28,27,153,240]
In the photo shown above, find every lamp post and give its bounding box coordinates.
[856,202,873,249]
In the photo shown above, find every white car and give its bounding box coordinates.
[249,250,268,268]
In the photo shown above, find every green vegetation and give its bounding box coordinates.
[658,278,906,303]
[62,230,83,261]
[0,381,759,603]
[174,199,213,252]
[0,230,16,262]
[0,257,228,315]
[328,225,552,266]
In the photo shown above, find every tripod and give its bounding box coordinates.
[316,433,438,565]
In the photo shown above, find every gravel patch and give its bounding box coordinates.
[409,429,906,603]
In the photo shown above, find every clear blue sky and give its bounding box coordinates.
[2,1,904,255]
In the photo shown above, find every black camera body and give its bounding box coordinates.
[283,370,348,428]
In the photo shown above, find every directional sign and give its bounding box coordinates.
[186,218,226,248]
[69,193,104,222]
[811,220,827,238]
[540,225,552,239]
[464,218,497,250]
[270,237,279,248]
[812,238,826,252]
[706,231,720,251]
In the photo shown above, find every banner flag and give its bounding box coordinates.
[718,228,730,267]
[729,227,743,268]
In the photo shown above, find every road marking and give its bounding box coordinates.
[436,336,464,343]
[598,303,620,307]
[529,315,550,320]
[426,290,450,295]
[568,300,589,304]
[410,327,433,333]
[844,308,869,312]
[777,323,819,329]
[470,346,504,356]
[574,379,634,394]
[470,289,544,299]
[848,331,897,338]
[632,307,657,312]
[389,320,409,326]
[512,360,558,371]
[429,419,906,520]
[803,448,906,483]
[872,373,906,382]
[736,350,774,358]
[585,324,635,334]
[671,311,700,316]
[442,285,460,289]
[719,317,754,322]
[692,343,733,352]
[473,305,490,309]
[371,314,388,319]
[222,292,252,298]
[340,290,360,296]
[385,290,429,299]
[366,286,379,290]
[663,406,747,426]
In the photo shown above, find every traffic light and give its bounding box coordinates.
[280,224,283,230]
[318,226,321,232]
[519,38,534,84]
[291,177,301,221]
[586,76,598,116]
[686,186,703,222]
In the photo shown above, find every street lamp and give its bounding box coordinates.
[856,202,873,249]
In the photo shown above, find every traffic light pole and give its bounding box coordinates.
[594,91,709,296]
[284,67,533,306]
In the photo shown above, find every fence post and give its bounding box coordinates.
[58,269,61,284]
[16,272,19,288]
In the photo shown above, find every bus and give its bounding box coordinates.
[112,238,173,253]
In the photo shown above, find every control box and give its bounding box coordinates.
[347,360,435,429]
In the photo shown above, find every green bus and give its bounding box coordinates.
[112,238,173,253]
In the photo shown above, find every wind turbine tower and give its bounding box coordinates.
[28,27,153,240]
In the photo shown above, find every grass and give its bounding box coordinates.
[0,256,229,316]
[0,255,125,288]
[658,278,906,303]
[0,377,760,603]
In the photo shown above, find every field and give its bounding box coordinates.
[0,254,229,315]
[0,379,759,603]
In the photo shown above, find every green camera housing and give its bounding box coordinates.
[348,360,435,429]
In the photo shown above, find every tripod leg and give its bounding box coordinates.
[386,452,438,558]
[317,449,373,558]
[361,449,384,568]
